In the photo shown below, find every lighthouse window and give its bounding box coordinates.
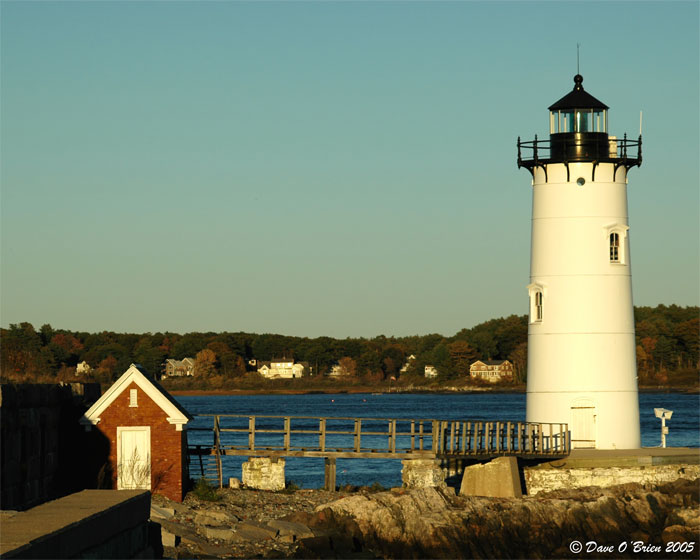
[529,289,544,323]
[564,112,574,133]
[606,225,628,265]
[610,233,620,263]
[580,111,593,132]
[527,283,545,324]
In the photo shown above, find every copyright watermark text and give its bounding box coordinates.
[569,540,695,554]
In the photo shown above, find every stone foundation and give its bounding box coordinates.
[242,457,285,491]
[401,459,445,489]
[524,463,700,495]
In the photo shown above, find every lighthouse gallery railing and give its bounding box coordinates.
[517,133,642,166]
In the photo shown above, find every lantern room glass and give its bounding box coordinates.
[550,109,607,134]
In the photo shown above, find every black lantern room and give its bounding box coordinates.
[518,74,641,180]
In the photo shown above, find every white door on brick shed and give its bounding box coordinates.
[117,426,151,489]
[570,400,596,449]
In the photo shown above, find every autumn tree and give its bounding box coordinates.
[49,333,84,366]
[0,323,49,378]
[448,340,478,376]
[429,343,451,376]
[380,343,406,380]
[194,349,217,377]
[495,315,528,358]
[95,355,118,383]
[132,337,166,377]
[207,341,241,377]
[337,357,358,377]
[508,341,528,383]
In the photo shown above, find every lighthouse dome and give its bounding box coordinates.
[548,74,609,112]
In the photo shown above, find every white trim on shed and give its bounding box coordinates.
[80,363,192,431]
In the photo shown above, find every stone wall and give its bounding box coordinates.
[524,463,700,495]
[1,490,158,559]
[0,383,100,510]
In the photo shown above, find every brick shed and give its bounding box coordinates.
[80,364,192,502]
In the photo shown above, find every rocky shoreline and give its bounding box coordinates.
[151,478,699,559]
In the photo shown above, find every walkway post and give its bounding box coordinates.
[324,457,336,491]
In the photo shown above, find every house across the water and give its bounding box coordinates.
[163,358,195,378]
[257,358,305,379]
[469,360,514,382]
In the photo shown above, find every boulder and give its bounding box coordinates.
[235,521,278,540]
[298,479,700,558]
[267,519,315,540]
[194,510,230,527]
[198,526,242,542]
[150,505,175,520]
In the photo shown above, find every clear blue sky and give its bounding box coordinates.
[1,1,698,338]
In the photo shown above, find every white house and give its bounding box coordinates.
[424,365,438,378]
[258,359,304,379]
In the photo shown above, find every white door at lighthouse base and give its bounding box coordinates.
[117,426,151,489]
[570,401,596,449]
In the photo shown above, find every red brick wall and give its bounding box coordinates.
[95,381,187,502]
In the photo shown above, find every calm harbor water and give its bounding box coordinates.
[177,392,699,489]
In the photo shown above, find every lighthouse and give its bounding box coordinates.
[517,74,642,449]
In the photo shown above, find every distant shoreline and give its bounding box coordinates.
[169,385,698,397]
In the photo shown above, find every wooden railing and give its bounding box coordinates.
[433,419,569,456]
[188,415,569,460]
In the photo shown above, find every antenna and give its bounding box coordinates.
[577,43,580,74]
[639,111,643,136]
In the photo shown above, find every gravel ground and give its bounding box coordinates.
[152,486,370,559]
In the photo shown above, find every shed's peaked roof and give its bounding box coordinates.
[80,363,192,429]
[548,74,608,111]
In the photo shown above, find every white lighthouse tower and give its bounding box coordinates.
[517,74,642,449]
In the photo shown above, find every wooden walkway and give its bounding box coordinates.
[188,415,570,487]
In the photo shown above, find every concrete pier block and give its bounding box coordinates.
[459,456,523,498]
[241,457,285,491]
[401,459,446,489]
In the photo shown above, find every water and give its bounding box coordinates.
[178,392,699,489]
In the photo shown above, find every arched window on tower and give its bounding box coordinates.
[535,292,543,321]
[527,284,545,324]
[605,224,629,265]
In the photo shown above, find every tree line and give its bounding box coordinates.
[1,304,697,388]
